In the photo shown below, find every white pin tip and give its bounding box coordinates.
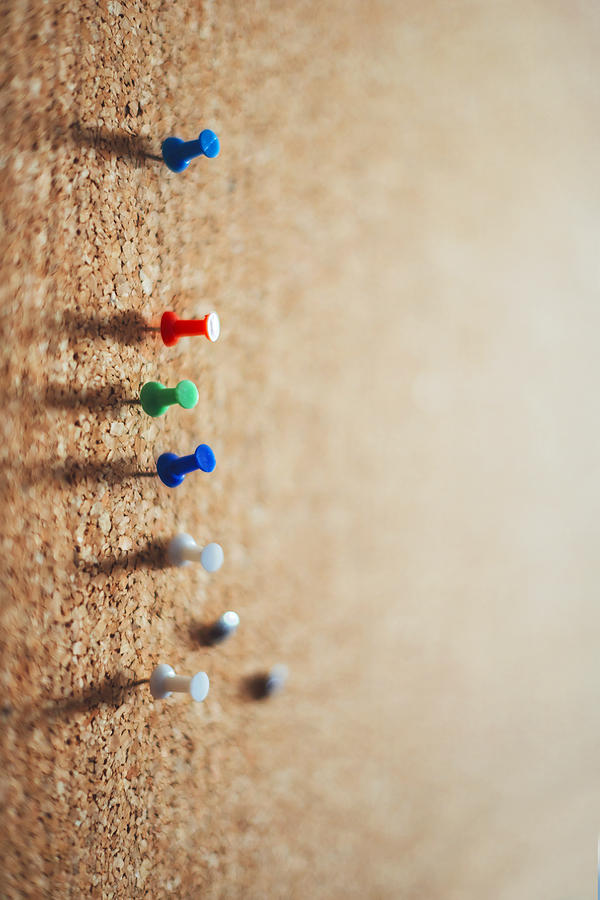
[206,312,220,342]
[189,672,210,702]
[200,542,224,573]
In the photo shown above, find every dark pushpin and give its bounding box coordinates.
[156,443,216,488]
[161,128,220,173]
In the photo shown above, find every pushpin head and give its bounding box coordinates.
[265,665,288,696]
[175,380,200,408]
[199,129,220,158]
[205,312,220,342]
[245,664,289,700]
[211,611,240,644]
[140,380,199,417]
[194,444,216,472]
[189,672,210,702]
[200,542,224,572]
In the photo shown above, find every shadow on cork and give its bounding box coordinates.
[240,673,272,701]
[76,539,169,576]
[2,673,149,728]
[60,309,154,345]
[45,673,149,717]
[68,122,162,163]
[45,382,137,410]
[52,456,156,486]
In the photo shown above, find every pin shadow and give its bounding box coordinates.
[45,382,137,410]
[53,457,156,486]
[45,674,149,719]
[188,621,221,648]
[240,673,272,701]
[3,674,149,729]
[77,539,168,576]
[69,122,162,163]
[61,309,154,345]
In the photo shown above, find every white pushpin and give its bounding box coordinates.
[167,534,224,572]
[265,664,288,696]
[149,664,209,702]
[210,610,240,644]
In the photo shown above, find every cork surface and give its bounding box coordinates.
[1,1,600,897]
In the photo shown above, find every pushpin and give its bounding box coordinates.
[167,534,224,572]
[156,443,216,488]
[209,611,240,644]
[161,128,220,173]
[265,664,288,696]
[161,311,220,347]
[140,380,199,417]
[245,664,288,700]
[149,664,209,702]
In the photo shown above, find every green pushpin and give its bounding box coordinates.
[139,380,199,417]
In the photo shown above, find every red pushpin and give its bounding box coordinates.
[160,311,220,347]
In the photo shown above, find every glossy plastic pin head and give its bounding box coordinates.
[149,664,209,702]
[167,534,224,572]
[161,128,220,173]
[156,443,216,488]
[265,664,288,696]
[161,311,220,347]
[140,380,199,417]
[210,611,240,643]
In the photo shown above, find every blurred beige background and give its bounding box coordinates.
[1,1,599,897]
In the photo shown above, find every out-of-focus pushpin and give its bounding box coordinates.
[156,443,216,488]
[161,311,220,347]
[149,664,209,702]
[265,664,288,696]
[209,611,240,644]
[167,534,224,572]
[161,128,220,173]
[140,380,199,417]
[245,664,289,700]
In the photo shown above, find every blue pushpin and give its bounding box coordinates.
[156,443,216,488]
[161,128,220,173]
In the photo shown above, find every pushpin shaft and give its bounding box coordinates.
[178,139,206,160]
[177,543,203,564]
[164,675,193,694]
[157,387,181,405]
[170,317,211,338]
[170,452,203,479]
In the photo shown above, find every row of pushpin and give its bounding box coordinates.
[137,127,286,704]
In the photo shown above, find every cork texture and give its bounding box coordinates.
[1,1,600,898]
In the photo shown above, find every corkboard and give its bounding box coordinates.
[1,1,600,898]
